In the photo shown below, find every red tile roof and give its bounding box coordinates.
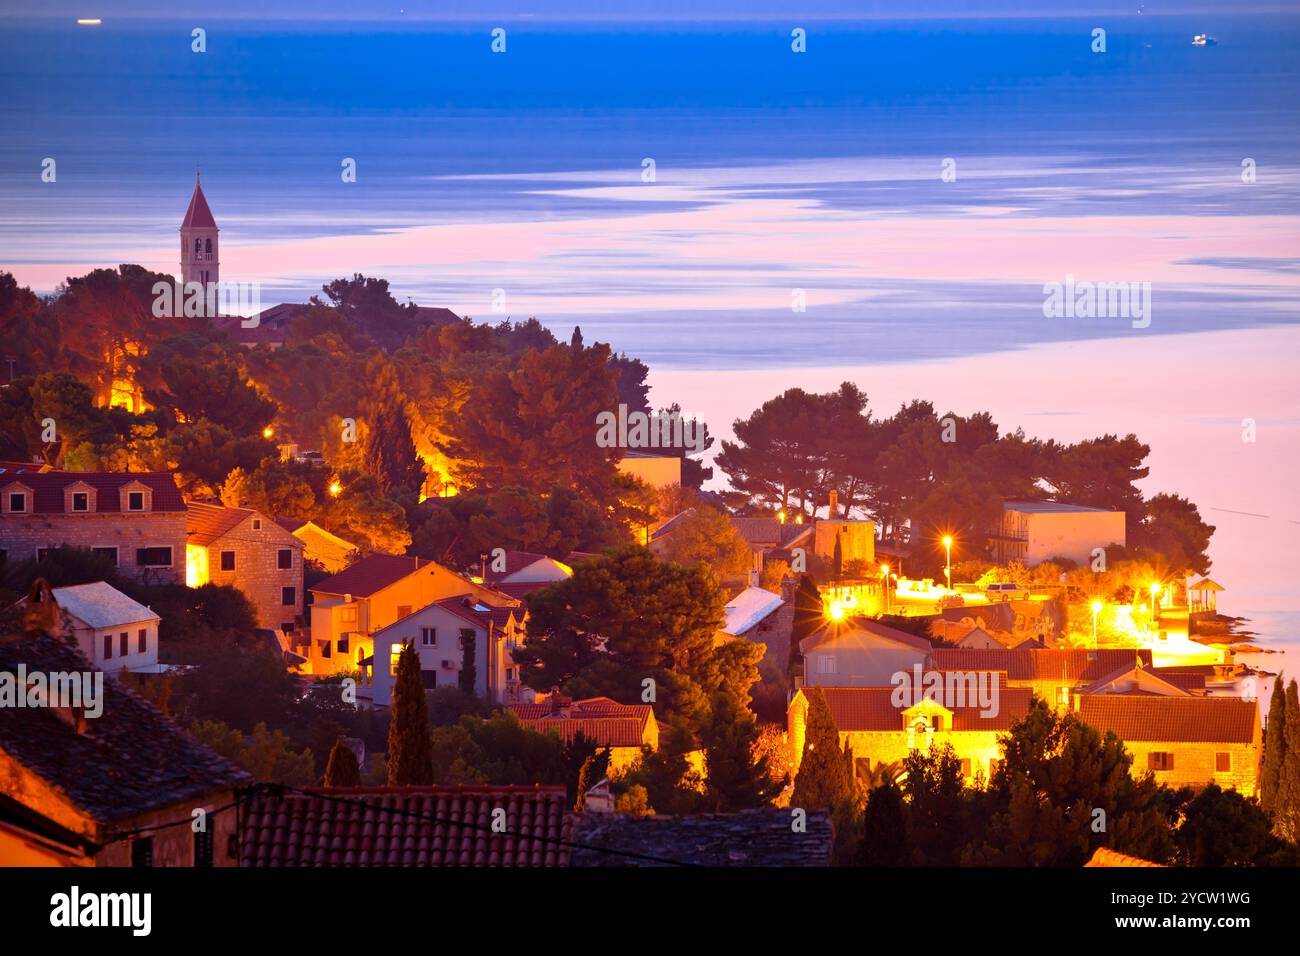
[1085,846,1165,867]
[512,696,655,747]
[0,462,184,514]
[926,648,1152,682]
[186,500,253,545]
[311,554,432,598]
[238,785,576,866]
[1078,695,1258,744]
[808,684,1033,732]
[492,580,557,600]
[181,179,217,229]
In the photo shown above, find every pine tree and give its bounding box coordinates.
[1276,679,1300,842]
[1261,671,1287,813]
[792,687,852,809]
[701,691,784,811]
[858,781,910,865]
[324,738,361,787]
[387,640,434,785]
[360,357,425,495]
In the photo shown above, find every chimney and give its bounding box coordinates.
[22,578,61,639]
[828,490,838,518]
[748,569,759,588]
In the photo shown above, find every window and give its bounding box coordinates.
[282,586,296,606]
[1148,752,1175,771]
[91,546,118,566]
[204,237,212,254]
[137,629,147,654]
[337,635,349,654]
[422,670,437,689]
[8,492,26,513]
[194,238,201,255]
[817,655,837,675]
[127,491,145,511]
[319,640,332,659]
[136,547,172,567]
[960,758,972,777]
[277,549,292,570]
[119,633,128,657]
[389,647,401,676]
[131,837,154,868]
[252,518,262,530]
[194,828,214,867]
[71,492,89,512]
[988,758,1001,777]
[932,715,945,731]
[36,548,50,562]
[421,627,436,646]
[1216,752,1231,772]
[397,605,412,619]
[220,550,236,572]
[341,607,357,624]
[506,667,515,681]
[103,634,113,659]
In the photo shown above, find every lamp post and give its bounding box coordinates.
[942,536,953,592]
[1091,600,1103,648]
[880,564,890,613]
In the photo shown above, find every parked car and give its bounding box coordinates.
[985,582,1029,601]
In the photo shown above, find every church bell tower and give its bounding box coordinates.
[180,168,219,288]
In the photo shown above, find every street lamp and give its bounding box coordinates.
[1149,582,1161,620]
[880,564,890,613]
[1091,600,1103,647]
[942,536,953,592]
[828,602,846,622]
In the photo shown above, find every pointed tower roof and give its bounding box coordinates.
[181,171,217,229]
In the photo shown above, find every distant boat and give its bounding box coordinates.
[1192,33,1218,47]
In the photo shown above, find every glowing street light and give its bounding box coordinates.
[1091,600,1104,647]
[942,535,953,592]
[880,564,890,613]
[778,509,787,524]
[262,426,274,439]
[828,602,846,622]
[328,480,342,497]
[1149,582,1161,620]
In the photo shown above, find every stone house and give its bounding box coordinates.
[1076,695,1261,796]
[927,648,1155,711]
[186,501,305,632]
[0,462,186,583]
[788,681,1034,783]
[0,629,251,866]
[273,517,360,574]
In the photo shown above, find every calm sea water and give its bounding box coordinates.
[1,15,1297,686]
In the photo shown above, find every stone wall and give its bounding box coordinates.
[0,513,187,584]
[204,514,304,629]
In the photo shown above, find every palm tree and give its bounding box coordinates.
[857,758,904,791]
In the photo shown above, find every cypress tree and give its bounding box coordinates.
[832,535,843,579]
[792,686,853,809]
[1261,671,1287,813]
[387,640,434,785]
[858,781,910,866]
[458,630,477,695]
[1276,679,1300,842]
[324,738,361,788]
